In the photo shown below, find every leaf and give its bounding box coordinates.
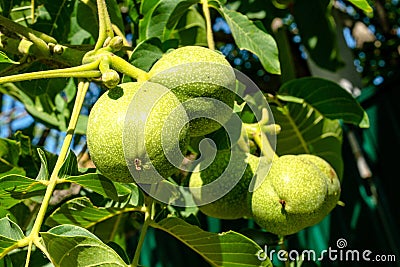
[13,0,76,43]
[0,217,25,257]
[292,0,343,71]
[129,37,178,72]
[271,101,344,177]
[68,0,93,45]
[35,148,50,181]
[139,0,200,41]
[0,82,64,129]
[41,225,128,267]
[45,197,135,228]
[0,138,23,175]
[152,217,272,267]
[0,175,46,209]
[221,7,280,74]
[0,51,19,64]
[76,0,124,40]
[277,77,369,128]
[0,217,25,240]
[347,0,373,13]
[13,132,32,157]
[66,173,119,202]
[58,150,79,179]
[171,7,207,46]
[75,115,88,135]
[0,255,13,267]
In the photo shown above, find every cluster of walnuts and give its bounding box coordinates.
[86,46,340,236]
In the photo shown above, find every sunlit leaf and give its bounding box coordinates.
[278,77,369,128]
[221,7,280,74]
[0,217,25,257]
[152,217,272,267]
[0,51,19,64]
[129,37,178,72]
[0,217,25,240]
[171,7,207,46]
[139,0,200,41]
[35,148,49,181]
[45,197,137,228]
[58,150,79,179]
[271,101,343,177]
[42,225,128,267]
[0,138,23,176]
[0,175,46,209]
[66,173,118,202]
[347,0,373,13]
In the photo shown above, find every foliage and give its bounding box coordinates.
[0,0,371,266]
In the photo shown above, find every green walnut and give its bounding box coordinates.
[251,155,331,236]
[86,82,189,183]
[189,150,259,219]
[148,46,236,137]
[298,154,341,219]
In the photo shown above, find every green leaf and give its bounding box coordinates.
[110,183,143,208]
[0,217,25,257]
[0,138,23,175]
[0,255,13,267]
[42,225,128,267]
[32,0,76,43]
[76,0,124,41]
[220,7,280,74]
[271,101,344,177]
[347,0,373,13]
[35,148,49,181]
[0,51,19,64]
[58,150,79,179]
[0,82,64,129]
[75,115,88,135]
[13,132,32,157]
[46,197,136,228]
[152,217,272,267]
[139,0,200,41]
[0,216,25,240]
[277,77,369,128]
[68,0,93,45]
[65,173,119,202]
[0,175,46,209]
[129,37,178,72]
[171,7,207,46]
[292,0,343,71]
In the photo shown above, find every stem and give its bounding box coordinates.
[109,55,149,81]
[202,0,215,50]
[0,33,88,67]
[34,239,51,260]
[25,240,33,267]
[253,131,279,161]
[0,15,57,44]
[0,16,50,56]
[131,199,154,267]
[0,60,101,84]
[31,0,35,24]
[28,80,89,241]
[95,0,114,50]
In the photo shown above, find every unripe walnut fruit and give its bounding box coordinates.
[86,82,189,183]
[251,155,339,236]
[149,46,236,137]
